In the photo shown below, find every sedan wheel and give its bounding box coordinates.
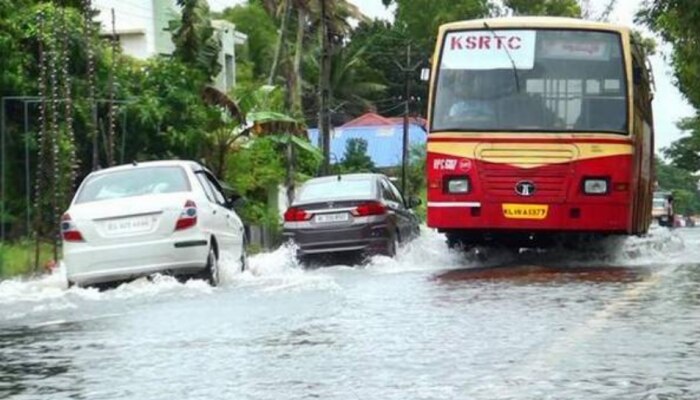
[240,239,249,272]
[386,233,400,257]
[203,247,220,287]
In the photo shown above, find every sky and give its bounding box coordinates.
[209,0,695,152]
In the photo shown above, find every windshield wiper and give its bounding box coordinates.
[483,22,521,93]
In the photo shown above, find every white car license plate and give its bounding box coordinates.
[104,216,154,235]
[315,213,349,223]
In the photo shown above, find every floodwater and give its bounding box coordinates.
[1,227,699,400]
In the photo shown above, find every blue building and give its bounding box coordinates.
[307,113,427,168]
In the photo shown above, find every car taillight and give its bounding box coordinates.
[60,213,84,242]
[284,207,311,222]
[175,200,197,230]
[352,201,387,217]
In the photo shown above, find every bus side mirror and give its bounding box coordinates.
[420,67,431,82]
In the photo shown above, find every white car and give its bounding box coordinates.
[62,160,247,287]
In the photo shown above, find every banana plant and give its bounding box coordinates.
[201,85,321,201]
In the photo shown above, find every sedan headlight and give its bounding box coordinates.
[583,178,609,195]
[446,177,470,194]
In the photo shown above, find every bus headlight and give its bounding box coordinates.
[583,178,609,195]
[446,177,470,194]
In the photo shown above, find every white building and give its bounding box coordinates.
[93,0,247,91]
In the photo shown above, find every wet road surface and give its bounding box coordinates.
[1,227,699,400]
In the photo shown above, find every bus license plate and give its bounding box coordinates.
[502,204,549,220]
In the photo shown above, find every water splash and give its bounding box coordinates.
[0,227,695,320]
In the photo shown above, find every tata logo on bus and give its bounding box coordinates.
[515,180,536,197]
[441,30,536,70]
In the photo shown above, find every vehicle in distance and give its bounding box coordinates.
[651,191,670,226]
[283,173,421,262]
[62,160,247,288]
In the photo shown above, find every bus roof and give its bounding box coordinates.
[439,16,630,35]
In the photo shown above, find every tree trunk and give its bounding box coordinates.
[217,140,226,180]
[268,0,292,86]
[291,6,306,114]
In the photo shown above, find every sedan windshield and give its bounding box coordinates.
[76,166,190,204]
[432,29,627,133]
[298,179,374,202]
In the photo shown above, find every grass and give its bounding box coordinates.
[0,240,56,279]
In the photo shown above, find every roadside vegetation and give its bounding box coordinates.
[0,241,54,279]
[639,2,700,216]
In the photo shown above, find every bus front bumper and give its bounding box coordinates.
[427,202,630,232]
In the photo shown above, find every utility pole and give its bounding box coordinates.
[83,0,99,171]
[395,44,422,195]
[106,8,117,167]
[318,0,331,175]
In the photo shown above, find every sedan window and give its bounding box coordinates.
[387,180,406,208]
[380,180,399,203]
[204,173,227,206]
[76,166,190,204]
[194,172,216,203]
[298,179,374,202]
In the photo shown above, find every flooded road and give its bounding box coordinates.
[1,228,699,400]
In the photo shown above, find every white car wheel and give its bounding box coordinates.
[240,240,249,272]
[204,247,220,287]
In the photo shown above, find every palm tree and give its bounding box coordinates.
[263,0,368,112]
[303,44,387,121]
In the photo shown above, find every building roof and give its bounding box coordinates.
[341,112,427,129]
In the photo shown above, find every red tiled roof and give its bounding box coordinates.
[341,112,395,127]
[341,112,427,128]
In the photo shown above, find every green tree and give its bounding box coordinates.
[662,119,700,173]
[169,0,222,80]
[382,0,491,49]
[219,2,277,80]
[503,0,581,17]
[639,1,700,179]
[655,156,700,215]
[340,138,375,172]
[639,0,700,110]
[347,20,425,117]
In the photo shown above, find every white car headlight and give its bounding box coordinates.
[447,177,470,194]
[583,178,609,195]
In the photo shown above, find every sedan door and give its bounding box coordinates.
[380,179,414,242]
[193,171,229,250]
[202,171,244,260]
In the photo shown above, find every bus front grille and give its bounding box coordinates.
[476,144,577,200]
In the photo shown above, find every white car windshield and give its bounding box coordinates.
[298,179,374,202]
[76,166,191,204]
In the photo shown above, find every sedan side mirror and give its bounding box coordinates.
[407,196,422,209]
[227,193,246,209]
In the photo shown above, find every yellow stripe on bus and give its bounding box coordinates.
[428,142,633,168]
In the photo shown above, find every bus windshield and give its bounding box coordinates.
[432,29,627,134]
